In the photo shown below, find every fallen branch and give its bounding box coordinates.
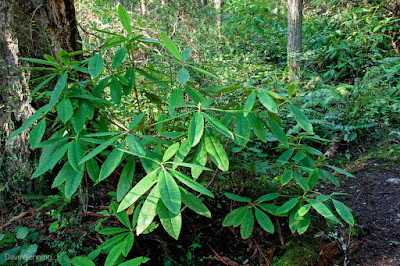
[0,211,30,229]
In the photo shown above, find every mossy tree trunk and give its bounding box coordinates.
[0,0,81,177]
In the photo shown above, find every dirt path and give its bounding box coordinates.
[336,163,400,265]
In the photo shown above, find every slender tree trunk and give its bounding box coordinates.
[287,0,303,77]
[0,0,81,176]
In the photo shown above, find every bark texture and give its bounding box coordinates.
[287,0,303,76]
[0,0,81,176]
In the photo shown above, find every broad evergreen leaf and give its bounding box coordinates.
[119,257,150,266]
[29,119,46,149]
[71,256,95,266]
[137,184,160,235]
[276,197,300,214]
[255,193,281,203]
[177,68,190,84]
[327,165,354,177]
[170,169,214,198]
[289,103,313,134]
[188,112,204,147]
[117,168,159,212]
[309,199,342,225]
[158,169,181,214]
[52,163,74,188]
[163,143,180,162]
[278,149,294,165]
[9,105,50,140]
[49,72,68,110]
[224,192,251,203]
[281,170,293,185]
[32,142,70,179]
[240,208,255,239]
[117,156,136,202]
[191,139,207,179]
[182,48,191,61]
[158,200,182,240]
[112,47,127,69]
[332,199,354,225]
[58,98,73,123]
[126,134,146,156]
[307,169,319,190]
[267,116,288,147]
[72,105,86,135]
[99,227,129,235]
[123,232,134,256]
[64,168,83,199]
[288,83,296,96]
[98,232,128,251]
[254,207,274,234]
[243,91,256,117]
[247,113,267,142]
[172,139,191,169]
[234,112,250,147]
[110,75,122,104]
[104,242,124,266]
[294,172,310,191]
[222,207,246,227]
[160,32,181,60]
[204,113,234,139]
[79,135,120,165]
[296,213,311,235]
[86,158,100,182]
[88,54,104,78]
[205,131,229,171]
[180,187,211,218]
[98,141,125,181]
[68,140,85,172]
[257,91,277,113]
[117,4,132,34]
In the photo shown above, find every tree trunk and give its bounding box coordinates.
[287,0,303,77]
[0,0,81,177]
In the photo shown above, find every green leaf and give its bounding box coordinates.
[278,149,294,165]
[191,139,207,179]
[21,57,59,67]
[267,116,288,147]
[240,208,254,239]
[16,227,29,239]
[110,75,122,104]
[68,140,84,172]
[205,131,229,171]
[294,172,310,191]
[172,139,191,169]
[288,83,296,96]
[255,193,281,203]
[29,119,46,149]
[258,91,277,113]
[79,135,121,165]
[281,170,292,185]
[104,242,124,266]
[309,199,341,224]
[119,257,150,266]
[129,113,145,130]
[158,200,182,240]
[52,163,73,188]
[9,105,50,140]
[180,187,211,218]
[185,86,205,104]
[86,158,100,182]
[58,99,73,123]
[99,227,129,235]
[182,48,191,61]
[188,65,219,79]
[247,113,267,142]
[289,103,313,134]
[137,184,160,235]
[320,169,340,186]
[123,232,134,256]
[222,207,247,226]
[204,113,234,139]
[234,112,250,147]
[177,68,190,84]
[163,143,180,162]
[188,112,204,147]
[332,199,354,225]
[49,72,68,110]
[244,91,256,117]
[32,142,70,179]
[126,134,146,156]
[117,4,132,35]
[112,47,127,69]
[301,145,324,157]
[307,169,319,190]
[233,207,249,226]
[158,169,181,214]
[276,197,300,214]
[326,165,354,177]
[88,54,104,78]
[224,192,251,203]
[297,204,311,216]
[71,257,96,266]
[64,168,83,199]
[160,32,181,61]
[117,168,158,212]
[170,169,214,198]
[72,104,86,135]
[98,142,125,181]
[117,156,136,202]
[98,232,128,251]
[254,207,274,234]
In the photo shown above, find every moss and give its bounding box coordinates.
[273,246,319,266]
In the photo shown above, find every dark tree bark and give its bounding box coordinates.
[287,0,303,77]
[0,0,81,176]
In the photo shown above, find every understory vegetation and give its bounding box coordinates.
[1,0,400,265]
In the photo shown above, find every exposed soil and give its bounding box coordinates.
[331,161,400,265]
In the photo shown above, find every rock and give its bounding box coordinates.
[386,178,400,184]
